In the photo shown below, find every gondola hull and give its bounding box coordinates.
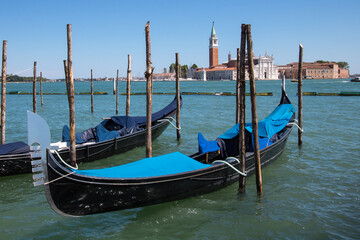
[0,153,35,176]
[44,125,293,217]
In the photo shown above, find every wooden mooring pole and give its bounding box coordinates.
[113,77,116,95]
[145,21,153,158]
[91,69,94,113]
[40,72,43,106]
[236,48,240,124]
[126,54,131,116]
[298,44,303,147]
[175,53,181,140]
[33,61,37,113]
[1,40,7,144]
[66,24,76,167]
[247,24,263,195]
[116,69,119,114]
[238,24,247,193]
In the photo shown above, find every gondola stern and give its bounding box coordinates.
[279,75,291,105]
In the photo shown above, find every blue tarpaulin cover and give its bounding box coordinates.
[219,104,295,139]
[0,141,30,155]
[74,152,211,178]
[198,103,295,154]
[62,97,181,144]
[95,124,120,142]
[198,132,220,153]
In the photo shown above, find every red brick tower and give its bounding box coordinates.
[209,22,218,68]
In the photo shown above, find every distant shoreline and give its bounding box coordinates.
[5,77,354,83]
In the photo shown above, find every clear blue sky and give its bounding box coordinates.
[1,0,359,79]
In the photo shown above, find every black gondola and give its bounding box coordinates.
[34,89,296,217]
[0,97,181,176]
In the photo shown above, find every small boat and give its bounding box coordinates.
[31,87,295,217]
[0,97,181,176]
[350,77,360,82]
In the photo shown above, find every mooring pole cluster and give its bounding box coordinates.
[236,24,263,195]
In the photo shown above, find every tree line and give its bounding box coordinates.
[5,75,48,82]
[164,63,198,79]
[316,60,349,69]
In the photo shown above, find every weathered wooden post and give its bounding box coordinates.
[145,21,153,158]
[116,69,119,114]
[175,52,181,139]
[113,77,116,95]
[247,24,262,195]
[91,69,94,113]
[40,72,43,106]
[1,40,7,144]
[33,61,37,113]
[63,60,69,94]
[66,24,76,166]
[298,44,303,147]
[126,54,131,116]
[236,48,240,124]
[238,24,247,193]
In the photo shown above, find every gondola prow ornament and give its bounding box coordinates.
[27,111,50,186]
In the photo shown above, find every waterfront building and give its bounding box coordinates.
[278,62,350,79]
[191,22,279,80]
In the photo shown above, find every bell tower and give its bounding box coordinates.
[209,22,218,68]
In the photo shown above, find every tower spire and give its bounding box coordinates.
[211,21,216,36]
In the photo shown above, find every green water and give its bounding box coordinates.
[0,79,359,239]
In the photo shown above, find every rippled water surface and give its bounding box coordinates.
[0,79,359,239]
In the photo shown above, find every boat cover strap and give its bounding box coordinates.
[73,152,211,178]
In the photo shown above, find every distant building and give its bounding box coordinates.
[191,22,279,80]
[278,62,350,79]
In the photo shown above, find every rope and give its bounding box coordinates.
[11,67,34,75]
[288,122,303,132]
[53,150,78,170]
[213,157,247,177]
[158,116,181,130]
[44,171,75,185]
